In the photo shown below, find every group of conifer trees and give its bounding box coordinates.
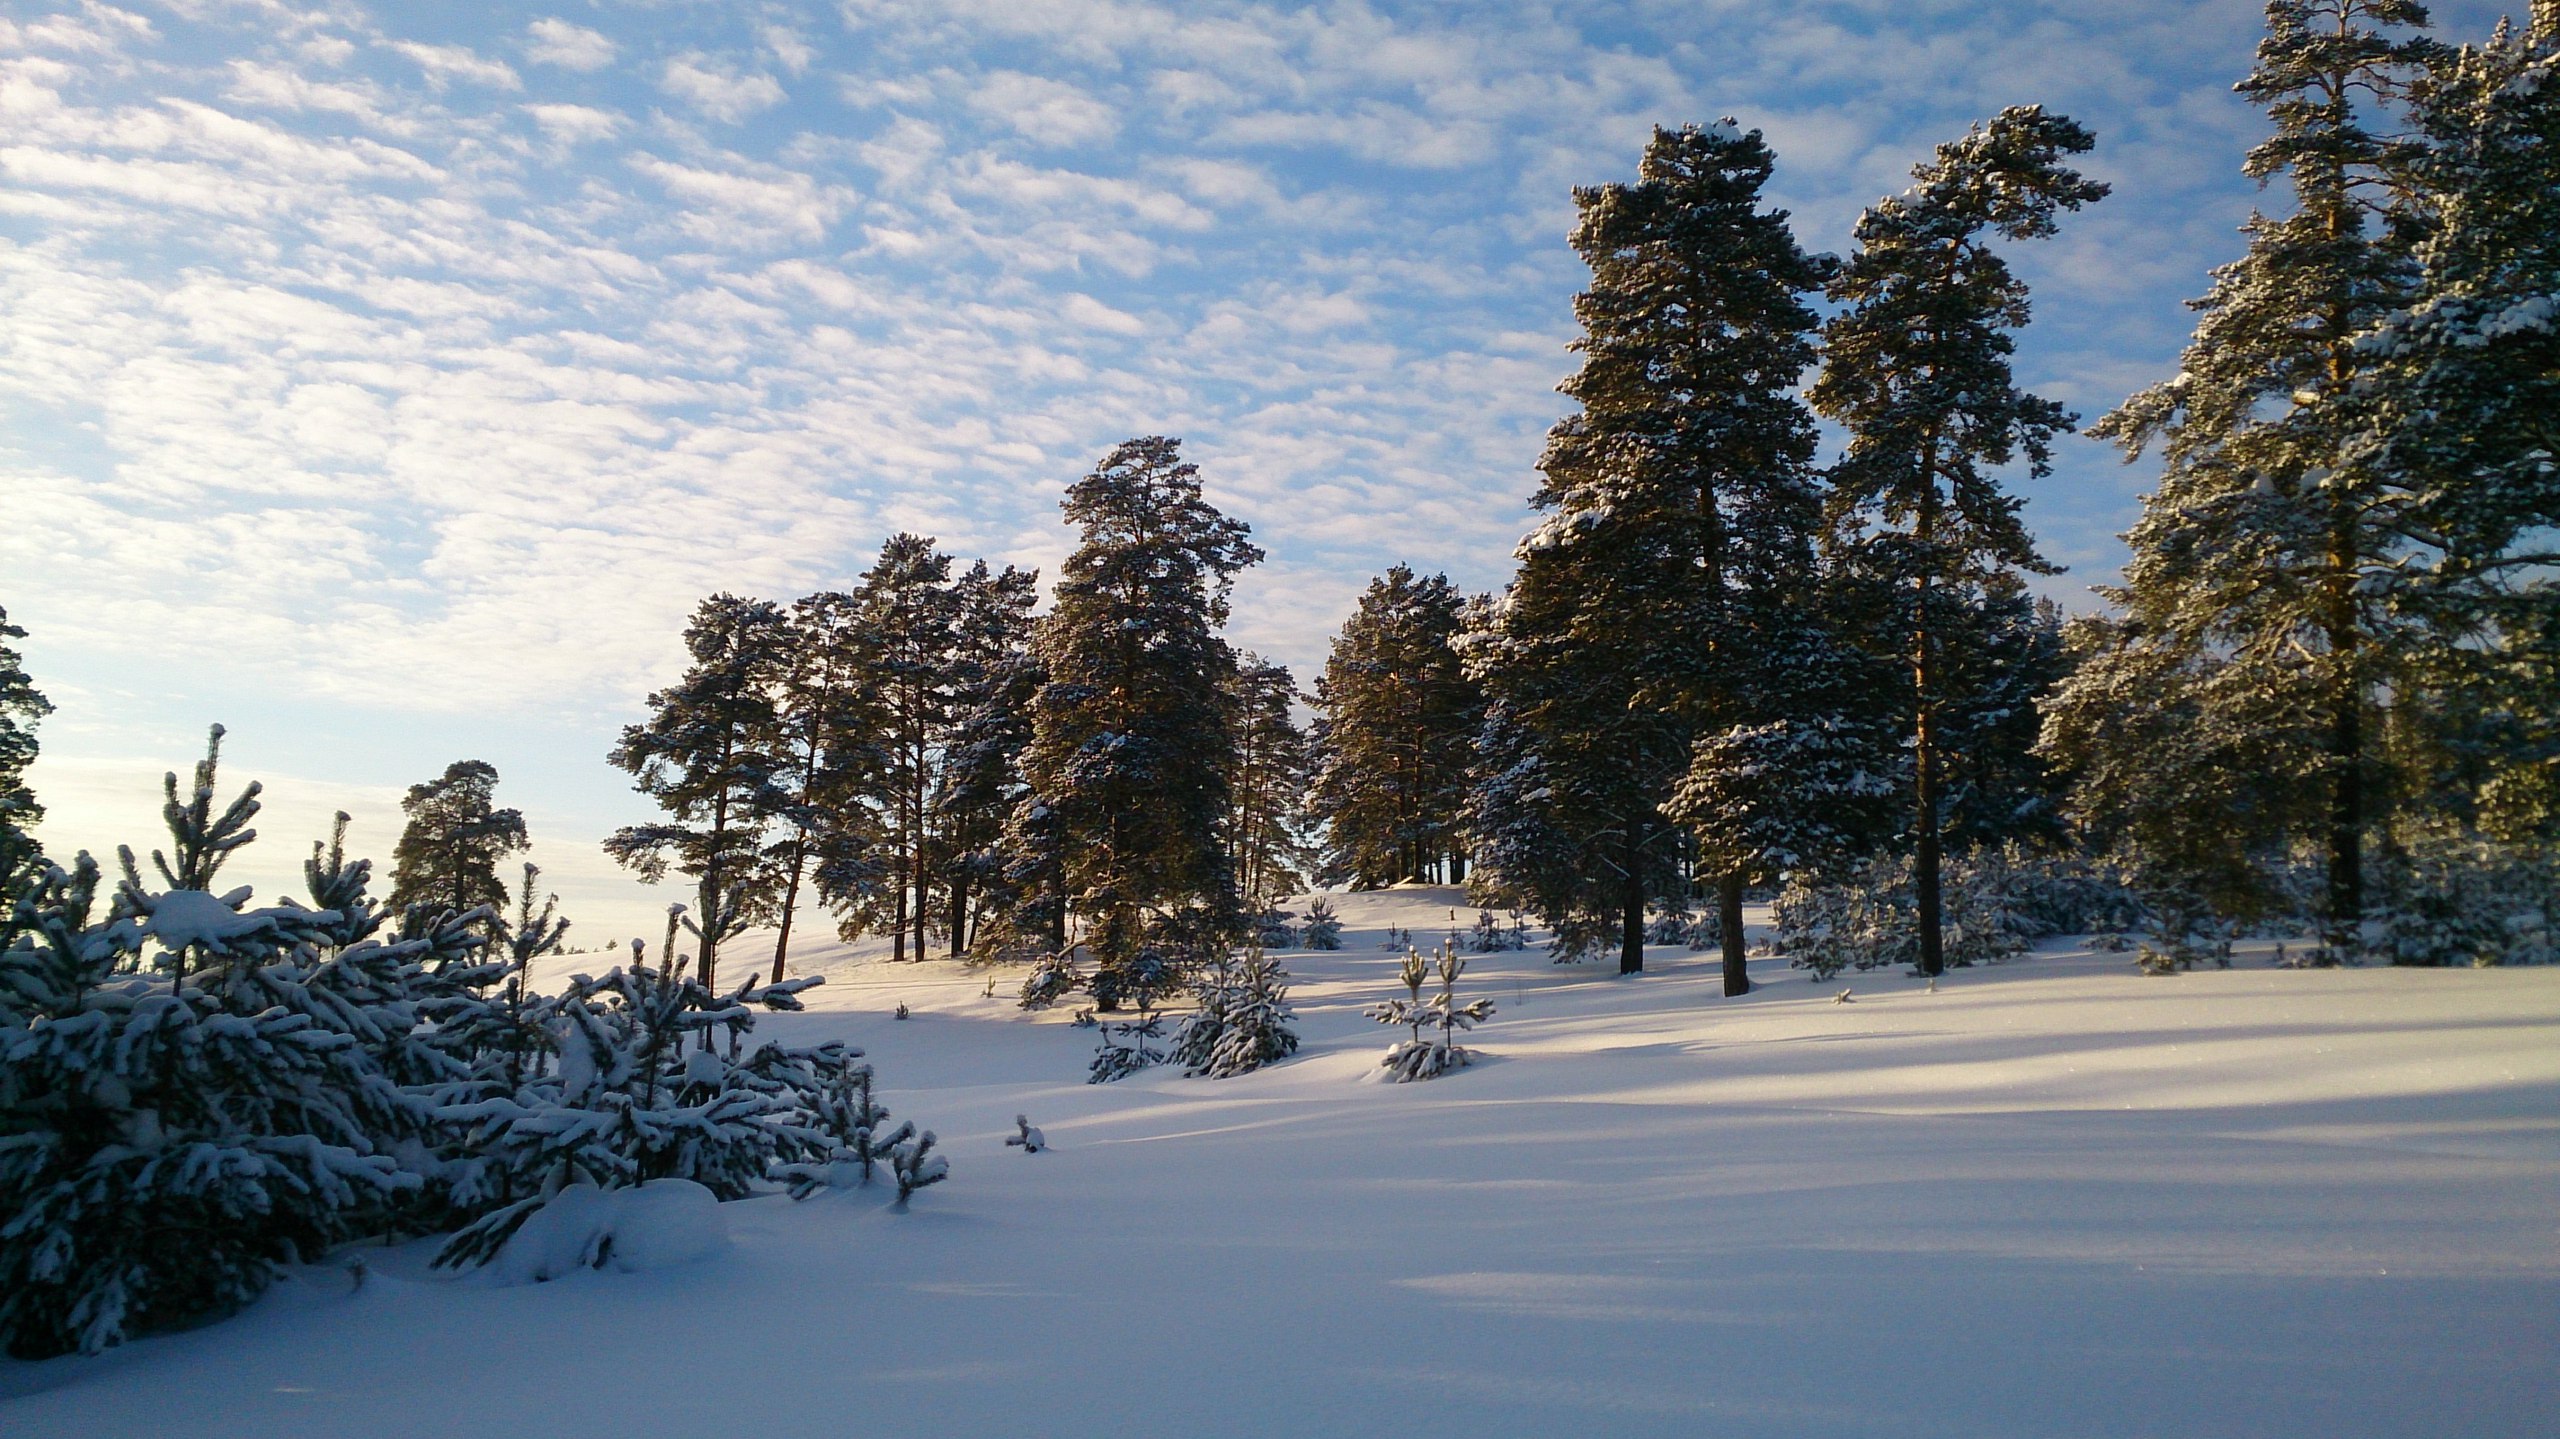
[1460,0,2557,977]
[606,438,1315,1004]
[600,2,2555,990]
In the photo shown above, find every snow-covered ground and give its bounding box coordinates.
[7,885,2556,1437]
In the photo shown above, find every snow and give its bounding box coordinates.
[7,884,2556,1436]
[139,888,264,950]
[489,1181,727,1287]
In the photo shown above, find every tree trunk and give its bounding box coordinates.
[1620,829,1645,975]
[1449,849,1466,885]
[2331,678,2366,957]
[949,875,969,960]
[770,838,808,984]
[892,880,908,964]
[1718,869,1749,996]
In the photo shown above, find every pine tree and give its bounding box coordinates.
[2053,4,2437,954]
[1307,566,1483,888]
[1023,437,1262,975]
[766,589,884,982]
[387,760,528,924]
[2,732,425,1358]
[850,535,961,964]
[1226,654,1315,912]
[933,561,1041,958]
[1468,121,1835,976]
[607,594,790,990]
[1810,105,2106,979]
[0,605,53,925]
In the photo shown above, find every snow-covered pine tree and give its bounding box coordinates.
[386,761,527,927]
[2048,2,2443,956]
[1366,942,1495,1082]
[1171,947,1300,1078]
[0,605,52,922]
[1227,654,1316,912]
[765,589,885,982]
[1467,121,1835,977]
[850,535,963,964]
[607,594,791,990]
[1306,566,1483,888]
[1023,438,1262,982]
[933,561,1041,958]
[1,732,424,1358]
[1811,105,2106,980]
[1300,897,1343,949]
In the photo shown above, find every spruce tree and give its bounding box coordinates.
[932,561,1041,958]
[1023,437,1261,974]
[1810,105,2105,979]
[606,594,790,989]
[851,535,961,963]
[1468,120,1834,975]
[1306,566,1482,889]
[387,760,529,922]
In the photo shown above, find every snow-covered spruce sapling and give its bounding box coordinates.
[1006,1115,1044,1153]
[1469,910,1504,953]
[1086,948,1178,1082]
[1301,898,1343,950]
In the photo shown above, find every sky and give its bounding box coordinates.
[3,0,2522,949]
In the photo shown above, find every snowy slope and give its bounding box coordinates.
[6,885,2555,1438]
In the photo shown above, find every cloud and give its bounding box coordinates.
[525,102,624,146]
[660,53,786,124]
[965,71,1118,147]
[525,17,615,72]
[386,40,521,92]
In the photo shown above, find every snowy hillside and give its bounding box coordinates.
[6,884,2555,1438]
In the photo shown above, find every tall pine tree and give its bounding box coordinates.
[0,605,51,913]
[1023,437,1261,975]
[932,561,1041,958]
[1469,120,1835,975]
[851,536,961,963]
[1811,105,2105,979]
[387,760,528,922]
[765,589,884,981]
[1226,654,1315,912]
[2052,2,2444,951]
[1307,566,1481,889]
[606,594,789,988]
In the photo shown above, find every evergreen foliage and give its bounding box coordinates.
[765,589,885,983]
[1300,898,1343,950]
[1810,105,2106,979]
[849,535,963,964]
[1367,943,1495,1082]
[607,594,791,990]
[1171,947,1300,1078]
[1466,120,1836,979]
[934,562,1043,959]
[1307,566,1482,888]
[1227,654,1316,911]
[2049,2,2483,957]
[0,605,51,915]
[386,761,528,924]
[1023,437,1261,981]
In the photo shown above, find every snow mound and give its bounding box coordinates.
[489,1181,727,1286]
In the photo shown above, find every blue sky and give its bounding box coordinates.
[3,0,2519,947]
